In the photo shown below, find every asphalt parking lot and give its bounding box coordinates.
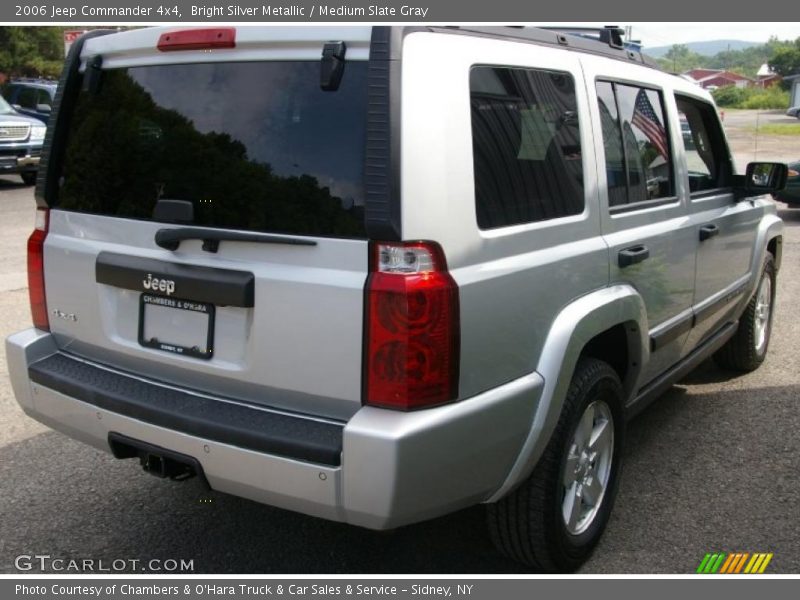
[0,109,798,574]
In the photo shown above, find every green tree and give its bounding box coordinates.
[769,40,800,88]
[0,27,64,79]
[712,86,748,107]
[656,44,709,74]
[665,44,691,61]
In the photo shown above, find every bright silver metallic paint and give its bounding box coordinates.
[44,206,369,422]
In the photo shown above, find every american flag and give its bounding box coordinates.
[631,89,669,158]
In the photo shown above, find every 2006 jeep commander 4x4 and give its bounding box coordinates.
[6,26,787,572]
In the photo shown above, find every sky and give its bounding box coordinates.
[564,23,800,48]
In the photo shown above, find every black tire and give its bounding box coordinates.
[714,253,776,372]
[487,358,625,572]
[20,172,37,186]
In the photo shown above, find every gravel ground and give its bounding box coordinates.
[0,109,798,575]
[721,108,799,168]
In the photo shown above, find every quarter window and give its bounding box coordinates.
[597,81,674,206]
[470,66,584,229]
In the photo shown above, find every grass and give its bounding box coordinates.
[748,123,800,136]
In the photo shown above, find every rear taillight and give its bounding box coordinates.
[157,28,236,52]
[27,208,49,331]
[365,241,460,410]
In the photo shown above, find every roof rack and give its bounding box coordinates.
[429,26,660,71]
[539,26,625,49]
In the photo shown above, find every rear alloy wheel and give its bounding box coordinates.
[561,400,614,535]
[487,358,624,572]
[714,253,776,372]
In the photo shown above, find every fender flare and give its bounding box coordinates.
[732,212,783,316]
[754,212,783,274]
[487,284,648,502]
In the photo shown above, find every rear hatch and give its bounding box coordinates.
[40,27,374,420]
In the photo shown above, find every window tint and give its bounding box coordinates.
[676,95,732,193]
[57,61,369,238]
[596,81,674,206]
[470,66,584,229]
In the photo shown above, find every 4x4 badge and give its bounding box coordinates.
[142,273,175,296]
[51,309,77,322]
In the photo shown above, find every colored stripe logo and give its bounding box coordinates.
[696,552,773,574]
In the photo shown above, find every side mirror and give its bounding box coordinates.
[36,104,51,113]
[735,162,788,199]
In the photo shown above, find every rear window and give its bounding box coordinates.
[56,61,368,238]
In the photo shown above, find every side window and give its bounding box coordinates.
[596,81,674,206]
[676,95,732,193]
[17,87,37,110]
[470,66,584,229]
[36,89,52,110]
[596,82,627,207]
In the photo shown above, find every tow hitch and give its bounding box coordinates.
[139,452,194,480]
[108,432,209,486]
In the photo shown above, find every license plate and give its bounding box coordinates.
[138,294,215,359]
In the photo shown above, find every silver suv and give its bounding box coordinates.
[6,26,787,572]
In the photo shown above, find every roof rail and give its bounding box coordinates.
[539,25,625,49]
[427,26,660,71]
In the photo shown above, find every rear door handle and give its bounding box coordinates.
[699,223,720,241]
[618,245,650,268]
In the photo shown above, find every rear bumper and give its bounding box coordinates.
[7,328,542,529]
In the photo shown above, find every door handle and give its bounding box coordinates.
[618,245,650,268]
[699,223,720,241]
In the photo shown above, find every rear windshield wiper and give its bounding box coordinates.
[155,227,317,253]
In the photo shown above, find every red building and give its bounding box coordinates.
[682,69,753,90]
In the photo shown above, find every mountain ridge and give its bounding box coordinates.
[644,39,761,58]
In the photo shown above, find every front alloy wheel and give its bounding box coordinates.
[714,253,776,372]
[753,272,772,355]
